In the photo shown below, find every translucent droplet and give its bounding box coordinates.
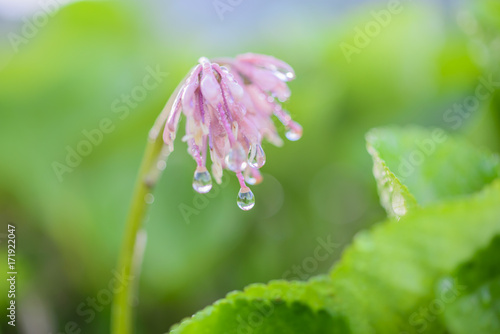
[244,168,263,185]
[144,193,155,204]
[285,123,302,141]
[245,172,264,185]
[248,144,266,169]
[237,187,255,211]
[192,167,212,193]
[225,144,248,172]
[157,160,167,171]
[391,191,407,217]
[245,174,258,185]
[273,69,295,82]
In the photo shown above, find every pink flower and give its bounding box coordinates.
[163,53,302,210]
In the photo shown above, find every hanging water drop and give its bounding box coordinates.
[237,187,255,211]
[285,123,303,141]
[225,144,247,172]
[248,144,266,169]
[192,167,212,193]
[244,170,263,185]
[245,174,257,185]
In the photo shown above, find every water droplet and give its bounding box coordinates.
[192,167,212,193]
[245,174,258,185]
[157,160,167,171]
[285,123,302,141]
[391,191,407,217]
[246,173,264,185]
[248,144,266,169]
[237,187,255,211]
[225,144,248,172]
[244,168,263,185]
[144,193,155,204]
[273,70,295,82]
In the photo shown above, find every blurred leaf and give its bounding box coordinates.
[442,236,500,334]
[366,126,500,217]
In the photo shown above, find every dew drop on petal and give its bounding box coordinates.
[225,145,248,172]
[248,144,266,169]
[245,171,263,185]
[237,187,255,211]
[273,69,295,82]
[285,125,302,141]
[192,167,212,193]
[245,175,258,185]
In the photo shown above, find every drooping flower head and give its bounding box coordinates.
[163,53,302,210]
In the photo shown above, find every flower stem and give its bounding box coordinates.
[111,83,181,334]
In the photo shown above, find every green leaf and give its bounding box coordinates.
[366,126,500,217]
[442,236,500,334]
[329,179,500,333]
[170,278,350,334]
[366,141,418,218]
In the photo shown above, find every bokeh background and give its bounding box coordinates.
[1,0,499,333]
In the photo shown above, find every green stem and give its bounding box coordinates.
[111,84,181,334]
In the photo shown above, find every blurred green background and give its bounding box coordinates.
[0,0,499,333]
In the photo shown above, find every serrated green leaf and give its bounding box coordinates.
[366,126,500,218]
[366,142,418,218]
[169,278,350,334]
